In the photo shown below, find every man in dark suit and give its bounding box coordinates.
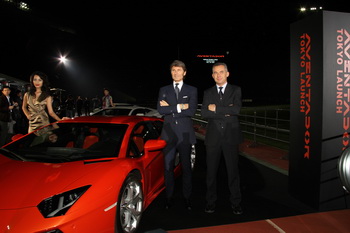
[157,60,198,210]
[201,62,243,215]
[0,86,18,146]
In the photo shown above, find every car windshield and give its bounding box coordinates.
[94,108,131,116]
[3,123,127,163]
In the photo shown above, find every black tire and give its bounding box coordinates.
[175,151,180,167]
[174,144,196,171]
[116,174,143,233]
[338,147,350,193]
[190,144,196,170]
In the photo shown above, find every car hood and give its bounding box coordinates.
[0,156,115,209]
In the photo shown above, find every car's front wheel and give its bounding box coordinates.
[116,174,143,233]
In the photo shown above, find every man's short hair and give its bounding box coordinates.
[170,60,187,73]
[212,62,228,72]
[1,86,10,91]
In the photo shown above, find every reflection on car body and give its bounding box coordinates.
[92,104,162,118]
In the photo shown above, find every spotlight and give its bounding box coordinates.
[59,56,68,65]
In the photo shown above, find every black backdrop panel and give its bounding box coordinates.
[290,11,350,211]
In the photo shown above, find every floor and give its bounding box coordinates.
[168,208,350,233]
[139,138,350,233]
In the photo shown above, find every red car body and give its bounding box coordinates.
[0,116,179,233]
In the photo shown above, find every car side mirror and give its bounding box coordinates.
[144,139,166,151]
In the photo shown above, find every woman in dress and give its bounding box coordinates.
[22,71,69,133]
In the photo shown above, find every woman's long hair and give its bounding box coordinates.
[28,71,51,102]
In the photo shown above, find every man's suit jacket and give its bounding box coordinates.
[201,83,243,146]
[0,94,11,122]
[157,83,198,145]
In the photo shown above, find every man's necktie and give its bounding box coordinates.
[219,86,224,100]
[175,83,180,100]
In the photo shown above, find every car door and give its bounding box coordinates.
[129,121,165,197]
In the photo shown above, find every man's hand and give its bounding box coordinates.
[180,103,189,110]
[160,100,169,106]
[208,104,216,112]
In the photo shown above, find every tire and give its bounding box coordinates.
[116,174,143,233]
[175,151,180,167]
[174,144,196,171]
[191,144,196,170]
[338,147,350,193]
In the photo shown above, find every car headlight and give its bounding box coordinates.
[37,185,91,218]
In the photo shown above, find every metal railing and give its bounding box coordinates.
[193,105,290,150]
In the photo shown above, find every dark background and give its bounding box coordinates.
[1,0,349,105]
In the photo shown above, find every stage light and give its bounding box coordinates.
[58,55,68,65]
[18,1,30,11]
[300,6,323,13]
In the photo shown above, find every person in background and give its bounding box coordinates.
[76,95,83,117]
[102,88,114,109]
[201,62,243,215]
[22,71,70,133]
[0,86,18,146]
[52,93,61,117]
[12,89,27,134]
[65,94,75,118]
[157,60,198,210]
[83,97,90,116]
[91,95,101,111]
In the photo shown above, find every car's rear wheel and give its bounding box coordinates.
[190,144,196,170]
[174,144,196,170]
[116,174,143,233]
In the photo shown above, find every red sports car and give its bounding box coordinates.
[0,116,192,233]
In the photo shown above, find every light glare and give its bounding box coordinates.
[59,56,68,64]
[18,1,29,11]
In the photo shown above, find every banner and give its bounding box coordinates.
[290,10,350,211]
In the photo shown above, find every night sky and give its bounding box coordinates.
[1,0,349,106]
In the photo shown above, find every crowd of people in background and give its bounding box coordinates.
[0,77,109,146]
[62,94,99,118]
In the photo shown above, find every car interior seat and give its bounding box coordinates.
[82,128,99,149]
[132,125,145,156]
